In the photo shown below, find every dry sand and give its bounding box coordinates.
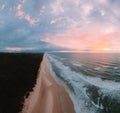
[21,56,75,113]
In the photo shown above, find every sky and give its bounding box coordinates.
[0,0,120,52]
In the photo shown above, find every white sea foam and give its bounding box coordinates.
[94,67,101,70]
[73,63,82,67]
[46,54,120,91]
[102,65,110,68]
[114,67,119,69]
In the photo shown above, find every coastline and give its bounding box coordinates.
[21,55,75,113]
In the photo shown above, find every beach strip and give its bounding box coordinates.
[21,56,75,113]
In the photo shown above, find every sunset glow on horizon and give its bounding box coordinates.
[44,25,120,52]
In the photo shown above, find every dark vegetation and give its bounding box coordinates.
[0,53,43,113]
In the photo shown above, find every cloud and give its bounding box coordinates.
[24,14,39,25]
[5,47,23,51]
[21,0,25,4]
[50,17,64,24]
[1,4,6,10]
[51,0,64,15]
[96,0,108,4]
[16,3,39,25]
[39,5,46,15]
[81,3,93,17]
[0,0,120,52]
[5,47,35,52]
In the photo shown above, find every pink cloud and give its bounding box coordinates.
[5,47,35,51]
[5,47,23,51]
[24,14,38,25]
[50,20,56,24]
[16,3,39,25]
[1,4,6,10]
[17,10,25,18]
[17,4,22,10]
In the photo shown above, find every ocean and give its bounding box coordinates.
[46,52,120,113]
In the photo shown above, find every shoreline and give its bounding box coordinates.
[21,55,75,113]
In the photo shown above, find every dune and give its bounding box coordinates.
[21,56,75,113]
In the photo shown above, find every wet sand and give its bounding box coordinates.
[22,56,75,113]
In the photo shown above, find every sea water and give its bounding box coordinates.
[46,52,120,113]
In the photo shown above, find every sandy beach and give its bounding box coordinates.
[22,56,75,113]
